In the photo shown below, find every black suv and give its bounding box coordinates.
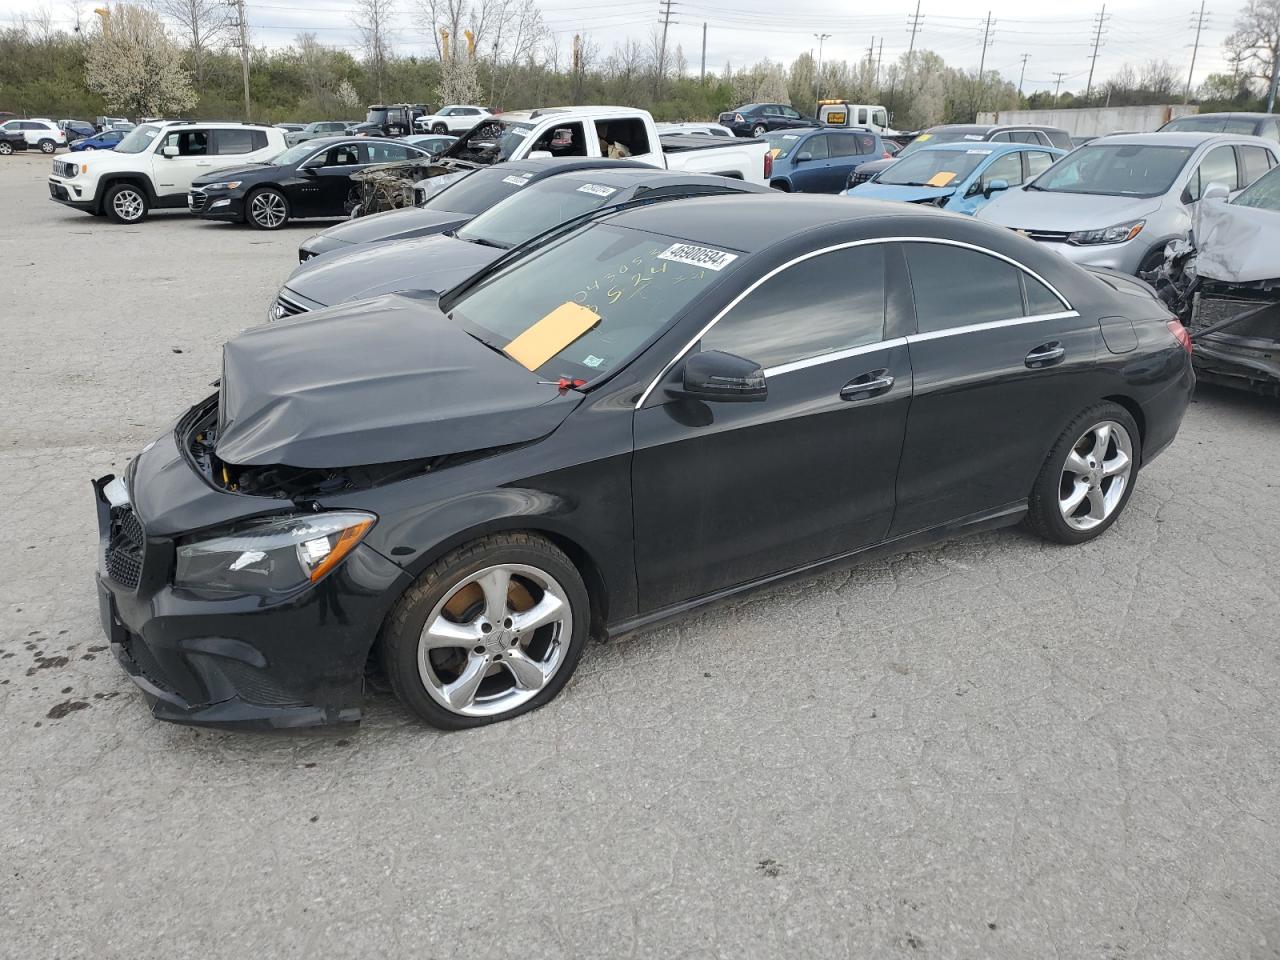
[0,129,27,155]
[718,103,817,138]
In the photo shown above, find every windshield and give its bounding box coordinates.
[1163,115,1259,135]
[1030,143,1192,197]
[497,121,533,161]
[877,148,988,187]
[270,142,322,166]
[457,178,627,249]
[449,224,736,380]
[425,166,537,215]
[762,131,804,159]
[365,108,389,124]
[1233,164,1280,211]
[114,124,161,154]
[898,129,983,159]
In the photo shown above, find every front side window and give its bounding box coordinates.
[160,129,209,156]
[530,121,587,157]
[904,243,1025,333]
[447,225,735,380]
[801,135,829,160]
[781,107,801,119]
[1188,144,1240,200]
[1030,143,1193,197]
[872,109,888,129]
[321,143,363,165]
[1025,150,1057,178]
[978,152,1024,190]
[703,245,886,369]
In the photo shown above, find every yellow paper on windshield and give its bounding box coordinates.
[506,301,601,371]
[925,171,957,187]
[917,133,932,141]
[769,147,782,158]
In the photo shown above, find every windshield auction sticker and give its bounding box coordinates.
[657,243,739,271]
[577,183,617,197]
[502,175,530,186]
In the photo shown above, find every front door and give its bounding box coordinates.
[632,242,913,612]
[153,129,215,198]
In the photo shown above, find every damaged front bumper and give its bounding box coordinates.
[92,420,412,730]
[1187,290,1280,396]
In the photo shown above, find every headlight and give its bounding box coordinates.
[175,511,375,593]
[1068,219,1144,245]
[203,180,242,191]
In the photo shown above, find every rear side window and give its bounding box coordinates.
[367,142,414,162]
[1239,145,1274,186]
[990,131,1012,142]
[829,135,861,157]
[213,129,266,154]
[702,245,886,369]
[980,152,1024,189]
[1023,274,1064,315]
[1025,150,1057,178]
[904,243,1025,332]
[595,118,651,158]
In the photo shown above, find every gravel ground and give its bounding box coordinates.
[2,150,1278,960]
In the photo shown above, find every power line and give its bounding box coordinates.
[1084,3,1109,99]
[1184,1,1209,103]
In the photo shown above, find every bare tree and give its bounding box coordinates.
[295,31,329,104]
[353,0,395,102]
[150,0,228,84]
[1225,0,1280,100]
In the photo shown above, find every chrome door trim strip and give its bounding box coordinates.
[763,336,909,377]
[905,309,1080,343]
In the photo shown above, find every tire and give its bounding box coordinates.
[380,532,590,730]
[1026,401,1142,545]
[751,124,767,138]
[770,180,791,192]
[432,122,448,134]
[103,182,149,224]
[39,139,56,154]
[246,187,289,230]
[0,141,12,156]
[1136,247,1166,278]
[84,145,97,151]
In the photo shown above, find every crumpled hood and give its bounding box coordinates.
[310,206,472,248]
[848,182,955,203]
[1191,198,1280,284]
[285,232,499,307]
[216,295,580,468]
[978,189,1159,232]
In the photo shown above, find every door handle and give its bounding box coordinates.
[196,160,212,166]
[840,370,895,401]
[1025,342,1065,369]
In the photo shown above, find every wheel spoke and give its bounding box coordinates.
[1061,480,1089,515]
[442,653,489,709]
[476,568,511,623]
[1090,423,1112,461]
[422,614,482,649]
[509,593,564,635]
[1103,449,1130,477]
[1086,487,1108,521]
[502,649,547,691]
[1064,449,1091,478]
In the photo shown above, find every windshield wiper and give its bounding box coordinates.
[1024,183,1045,191]
[457,234,506,249]
[464,329,515,361]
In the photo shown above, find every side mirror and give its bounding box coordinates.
[161,145,178,158]
[984,178,1010,198]
[668,350,767,403]
[300,164,320,175]
[795,151,813,163]
[1202,180,1230,202]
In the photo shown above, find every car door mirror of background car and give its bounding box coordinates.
[668,350,768,403]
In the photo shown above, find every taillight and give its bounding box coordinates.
[764,151,773,179]
[734,113,744,123]
[1167,318,1192,354]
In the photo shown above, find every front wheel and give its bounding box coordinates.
[104,182,149,224]
[0,141,12,156]
[1026,401,1141,545]
[246,187,289,229]
[381,532,590,729]
[432,122,448,134]
[39,139,57,154]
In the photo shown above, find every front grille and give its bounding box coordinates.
[1191,293,1280,340]
[105,504,144,589]
[188,189,207,212]
[213,658,306,706]
[1020,228,1071,243]
[123,634,169,689]
[273,292,309,319]
[53,159,76,178]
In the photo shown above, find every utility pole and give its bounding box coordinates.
[656,0,677,96]
[699,21,706,83]
[890,0,923,114]
[1052,70,1068,105]
[1017,52,1030,98]
[974,11,994,117]
[875,37,883,86]
[1184,2,1209,103]
[813,32,831,101]
[226,0,250,120]
[866,35,876,80]
[1085,3,1109,101]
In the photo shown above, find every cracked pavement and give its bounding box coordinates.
[2,152,1278,959]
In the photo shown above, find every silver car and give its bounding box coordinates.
[977,132,1280,275]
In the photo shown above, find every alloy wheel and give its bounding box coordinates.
[249,191,287,228]
[1058,420,1134,531]
[112,188,144,222]
[40,140,56,153]
[416,563,573,718]
[752,124,767,137]
[0,142,11,155]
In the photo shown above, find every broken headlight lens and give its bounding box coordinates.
[1068,219,1145,246]
[175,511,375,593]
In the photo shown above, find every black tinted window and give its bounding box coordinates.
[828,134,861,157]
[1023,274,1064,315]
[213,129,264,154]
[904,243,1024,333]
[703,245,886,368]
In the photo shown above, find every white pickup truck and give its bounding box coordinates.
[437,106,772,184]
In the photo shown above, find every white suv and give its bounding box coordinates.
[0,118,66,154]
[414,105,492,134]
[47,120,287,224]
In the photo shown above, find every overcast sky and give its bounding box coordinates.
[0,0,1241,96]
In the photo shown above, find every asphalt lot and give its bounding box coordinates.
[2,148,1279,959]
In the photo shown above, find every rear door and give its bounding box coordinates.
[890,240,1099,535]
[631,242,913,610]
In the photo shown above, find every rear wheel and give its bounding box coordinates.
[38,138,56,154]
[246,187,289,229]
[104,183,148,224]
[1026,401,1141,545]
[751,123,767,138]
[381,532,590,729]
[432,122,448,134]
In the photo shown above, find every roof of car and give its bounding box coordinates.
[531,167,770,191]
[927,123,1070,135]
[911,140,1063,154]
[1171,111,1274,121]
[605,193,942,253]
[1082,131,1265,147]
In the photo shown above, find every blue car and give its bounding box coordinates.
[844,140,1065,214]
[69,129,127,152]
[764,127,893,194]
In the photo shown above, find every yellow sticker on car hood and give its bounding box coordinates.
[505,302,601,371]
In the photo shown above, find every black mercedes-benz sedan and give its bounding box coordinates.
[296,157,648,263]
[94,195,1194,731]
[189,136,434,230]
[272,167,768,320]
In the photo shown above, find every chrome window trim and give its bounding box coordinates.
[634,235,1075,409]
[907,309,1078,343]
[764,336,909,377]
